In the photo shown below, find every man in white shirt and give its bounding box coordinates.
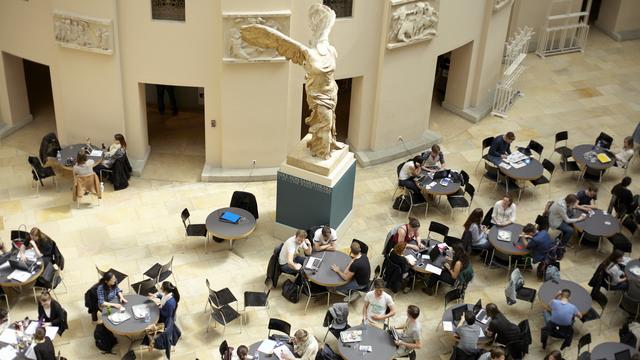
[362,279,396,327]
[313,226,337,252]
[278,230,312,274]
[491,194,516,226]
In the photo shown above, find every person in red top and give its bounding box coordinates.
[392,217,426,252]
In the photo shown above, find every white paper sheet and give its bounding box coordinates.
[257,339,277,354]
[0,346,17,360]
[442,321,453,332]
[404,254,417,264]
[89,150,103,157]
[45,326,58,341]
[0,329,17,345]
[7,270,31,282]
[24,344,35,360]
[511,161,526,169]
[499,162,512,169]
[274,345,295,360]
[425,264,442,275]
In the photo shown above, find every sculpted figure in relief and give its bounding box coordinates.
[389,1,438,45]
[241,4,342,160]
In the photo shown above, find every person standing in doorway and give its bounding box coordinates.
[156,85,178,116]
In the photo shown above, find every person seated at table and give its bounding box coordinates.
[312,225,337,252]
[37,291,68,336]
[454,310,482,355]
[93,133,127,177]
[331,242,371,300]
[233,345,249,360]
[398,156,425,203]
[73,151,94,177]
[33,326,56,360]
[279,230,312,274]
[491,194,516,227]
[362,279,396,327]
[277,329,318,360]
[423,243,472,296]
[464,208,492,251]
[144,281,182,356]
[615,136,635,168]
[387,243,415,294]
[520,223,555,265]
[543,350,563,360]
[97,272,127,310]
[599,249,628,290]
[0,309,9,334]
[487,132,515,165]
[392,217,425,252]
[575,185,598,210]
[478,348,506,360]
[612,176,636,216]
[421,144,446,170]
[394,305,422,357]
[541,289,581,350]
[548,194,587,245]
[485,303,521,346]
[18,227,56,265]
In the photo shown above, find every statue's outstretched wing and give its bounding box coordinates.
[241,24,308,65]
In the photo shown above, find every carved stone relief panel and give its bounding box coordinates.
[222,11,291,63]
[53,11,113,55]
[494,0,513,12]
[387,0,439,49]
[323,0,353,18]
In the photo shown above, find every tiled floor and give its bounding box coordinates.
[0,29,639,359]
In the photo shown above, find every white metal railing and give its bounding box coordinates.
[536,0,591,58]
[492,27,533,118]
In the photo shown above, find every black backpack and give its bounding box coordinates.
[392,195,410,212]
[316,344,341,360]
[94,324,117,353]
[281,278,300,303]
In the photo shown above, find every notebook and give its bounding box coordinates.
[340,330,362,343]
[219,211,241,224]
[497,230,512,242]
[597,153,612,163]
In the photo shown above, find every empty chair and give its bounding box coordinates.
[478,162,501,191]
[447,183,475,219]
[607,217,637,254]
[577,333,591,360]
[96,267,130,291]
[515,286,537,311]
[527,140,544,159]
[205,278,238,313]
[230,191,259,219]
[427,221,449,242]
[475,136,495,173]
[268,318,291,342]
[143,257,176,284]
[436,288,462,331]
[180,208,208,250]
[529,159,555,198]
[595,132,613,149]
[299,276,329,313]
[243,278,271,320]
[131,278,158,296]
[453,170,470,196]
[207,298,242,335]
[404,187,428,218]
[28,156,57,194]
[580,290,607,334]
[551,131,572,161]
[32,269,65,304]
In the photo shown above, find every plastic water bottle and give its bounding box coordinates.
[100,182,105,194]
[144,306,151,323]
[56,151,61,162]
[362,318,368,335]
[254,350,260,360]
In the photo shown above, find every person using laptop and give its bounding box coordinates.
[37,291,68,336]
[312,226,337,252]
[491,194,516,227]
[279,230,312,274]
[548,194,587,245]
[97,272,127,310]
[331,242,370,300]
[392,217,425,252]
[478,348,505,360]
[18,227,56,266]
[394,305,422,357]
[362,279,396,327]
[398,156,426,203]
[454,311,482,355]
[232,345,249,360]
[520,223,555,265]
[485,303,521,346]
[421,144,446,170]
[575,185,598,210]
[487,132,515,165]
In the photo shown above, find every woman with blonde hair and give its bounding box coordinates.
[19,227,56,266]
[284,329,318,360]
[37,291,68,335]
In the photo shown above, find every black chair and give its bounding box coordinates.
[230,191,259,219]
[427,221,449,242]
[351,239,369,255]
[143,257,176,284]
[131,278,158,296]
[595,132,613,149]
[437,289,463,331]
[529,159,555,198]
[207,298,242,335]
[205,278,238,313]
[218,340,230,360]
[517,319,532,355]
[608,217,637,254]
[268,318,291,342]
[100,154,132,191]
[535,214,549,231]
[447,183,475,219]
[28,156,56,194]
[481,207,494,229]
[527,140,544,160]
[478,162,501,191]
[444,236,462,249]
[453,170,470,196]
[551,131,572,160]
[180,208,208,250]
[581,290,607,334]
[392,161,408,201]
[577,333,592,360]
[451,346,476,360]
[515,286,537,311]
[243,278,271,320]
[299,276,329,313]
[475,136,495,173]
[96,266,130,292]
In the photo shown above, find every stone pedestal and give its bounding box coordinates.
[274,135,356,239]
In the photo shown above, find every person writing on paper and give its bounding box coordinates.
[276,329,318,360]
[312,226,337,252]
[548,194,586,245]
[33,326,56,360]
[487,132,515,165]
[37,291,68,336]
[421,144,446,170]
[18,227,55,265]
[73,151,94,177]
[575,185,598,210]
[93,133,127,177]
[520,223,555,264]
[392,217,425,252]
[454,311,482,355]
[279,230,312,274]
[398,156,426,203]
[331,242,371,299]
[491,194,516,226]
[614,136,634,168]
[362,279,396,327]
[97,272,127,310]
[394,305,422,357]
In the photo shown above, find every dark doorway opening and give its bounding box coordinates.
[433,52,451,105]
[300,78,352,143]
[23,59,54,119]
[583,0,601,24]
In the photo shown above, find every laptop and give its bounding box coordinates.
[305,252,326,271]
[433,169,451,180]
[473,300,490,324]
[0,252,12,266]
[219,211,241,224]
[614,349,631,360]
[10,259,36,272]
[472,299,482,314]
[451,305,467,323]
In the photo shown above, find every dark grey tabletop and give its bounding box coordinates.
[572,144,615,170]
[417,172,461,196]
[205,207,256,240]
[337,324,397,360]
[499,158,544,181]
[303,251,350,287]
[442,303,491,343]
[625,259,640,282]
[58,143,103,169]
[591,342,638,360]
[0,328,30,360]
[0,259,44,288]
[538,279,591,314]
[101,294,159,336]
[488,224,529,256]
[248,339,293,358]
[574,209,620,237]
[403,241,446,274]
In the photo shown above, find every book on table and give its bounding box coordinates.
[340,330,362,343]
[497,230,512,242]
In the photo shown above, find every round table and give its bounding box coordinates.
[0,260,44,288]
[574,209,620,238]
[625,259,640,282]
[205,207,257,249]
[499,158,544,181]
[337,324,397,360]
[572,144,616,171]
[591,342,638,360]
[402,246,446,275]
[418,173,462,196]
[58,143,104,170]
[441,304,492,343]
[303,251,351,287]
[248,340,294,358]
[102,294,160,337]
[488,223,528,256]
[538,279,592,315]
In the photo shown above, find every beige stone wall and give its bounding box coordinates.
[0,0,548,173]
[597,0,640,41]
